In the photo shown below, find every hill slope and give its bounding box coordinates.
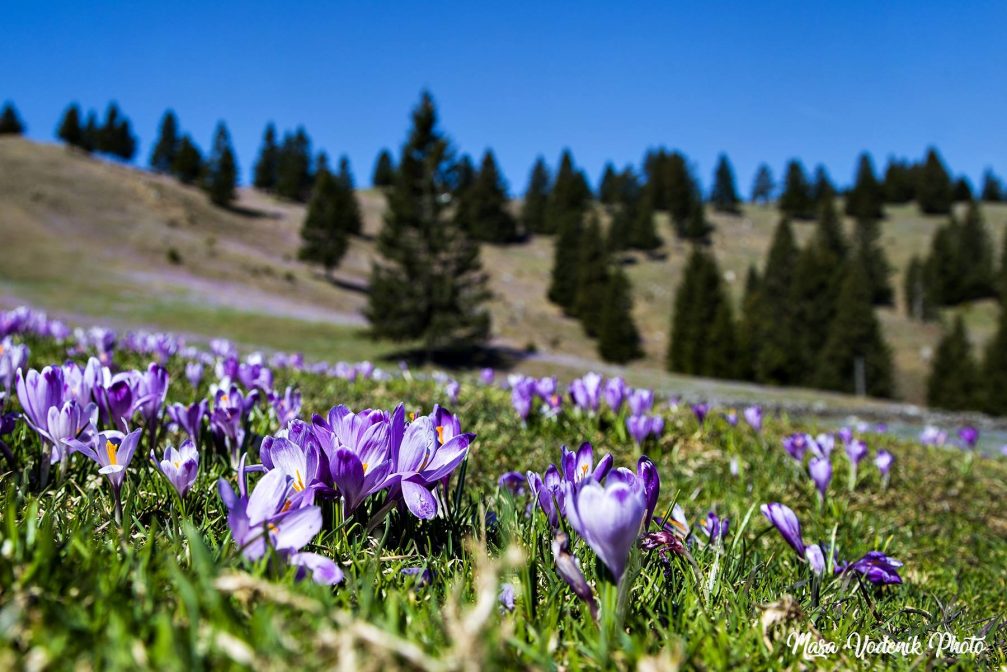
[1,137,1005,408]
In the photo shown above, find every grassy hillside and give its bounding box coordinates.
[2,137,1005,407]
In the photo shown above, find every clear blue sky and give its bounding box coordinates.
[3,2,1005,193]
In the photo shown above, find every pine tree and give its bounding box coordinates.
[845,152,885,220]
[923,218,963,305]
[299,162,349,274]
[454,150,517,243]
[853,218,894,305]
[547,211,584,313]
[172,135,203,185]
[81,111,99,153]
[334,155,362,235]
[371,149,396,188]
[203,122,238,207]
[983,307,1007,414]
[644,149,670,210]
[903,255,938,321]
[778,160,814,219]
[99,102,136,161]
[543,150,591,235]
[926,316,981,411]
[665,151,700,235]
[598,163,620,205]
[275,127,313,201]
[573,216,609,335]
[980,169,1003,202]
[253,123,280,191]
[953,177,973,202]
[366,92,491,354]
[57,104,83,147]
[628,185,661,251]
[916,148,953,214]
[597,266,643,363]
[667,247,735,377]
[0,102,25,135]
[882,158,916,203]
[682,200,713,243]
[813,256,894,397]
[453,154,476,196]
[753,218,802,384]
[810,164,835,206]
[520,157,551,236]
[709,153,740,213]
[957,200,996,300]
[149,110,180,173]
[750,164,775,204]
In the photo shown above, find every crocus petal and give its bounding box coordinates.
[401,477,437,519]
[290,552,344,585]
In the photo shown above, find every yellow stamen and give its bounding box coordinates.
[220,394,230,404]
[436,425,445,445]
[105,439,118,465]
[173,460,181,469]
[293,468,305,492]
[362,462,369,474]
[409,411,416,422]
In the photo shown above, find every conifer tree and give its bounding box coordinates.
[573,216,609,336]
[903,255,938,321]
[882,158,916,203]
[629,187,661,251]
[149,110,180,173]
[597,266,642,363]
[665,151,701,235]
[334,155,362,236]
[923,218,963,305]
[737,265,762,380]
[544,150,591,234]
[953,177,972,202]
[253,123,280,191]
[845,152,885,220]
[454,150,517,243]
[598,163,620,205]
[810,164,835,206]
[957,200,996,301]
[709,153,740,213]
[980,169,1003,202]
[0,102,25,135]
[172,135,203,185]
[750,164,775,204]
[643,149,670,210]
[813,256,894,397]
[203,122,238,207]
[81,111,99,153]
[547,211,584,313]
[706,297,739,379]
[853,218,894,305]
[99,102,136,161]
[366,92,491,354]
[998,232,1007,303]
[371,149,396,188]
[983,307,1007,414]
[667,247,735,378]
[520,157,551,236]
[778,159,815,219]
[57,104,83,148]
[682,200,713,243]
[753,218,802,384]
[275,127,313,201]
[916,148,953,214]
[299,162,349,274]
[926,316,981,411]
[453,154,476,196]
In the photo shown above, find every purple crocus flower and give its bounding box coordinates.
[563,468,648,582]
[761,502,805,558]
[261,436,322,508]
[390,411,474,519]
[920,426,947,446]
[743,405,763,432]
[808,457,832,501]
[724,410,738,426]
[603,376,626,411]
[0,339,29,396]
[66,428,142,523]
[151,439,199,498]
[627,389,654,416]
[812,434,835,459]
[626,415,649,445]
[535,376,558,401]
[782,433,810,462]
[185,362,203,390]
[498,583,516,612]
[42,400,98,463]
[691,403,710,426]
[510,377,536,420]
[134,363,169,429]
[560,442,613,485]
[497,471,527,495]
[552,532,598,620]
[210,385,257,465]
[527,467,562,527]
[874,450,893,476]
[167,400,207,447]
[92,370,137,432]
[701,511,730,544]
[805,544,826,576]
[636,456,660,527]
[15,366,65,437]
[845,439,868,465]
[958,426,979,449]
[269,386,302,426]
[480,368,495,385]
[844,551,903,585]
[569,372,603,412]
[443,379,460,405]
[837,426,854,445]
[401,566,433,586]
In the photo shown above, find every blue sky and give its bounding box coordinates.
[3,2,1005,193]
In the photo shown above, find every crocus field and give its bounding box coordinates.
[0,306,1005,670]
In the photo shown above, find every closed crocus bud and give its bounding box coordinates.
[743,405,763,432]
[958,426,979,449]
[845,439,868,465]
[805,544,826,576]
[551,532,598,620]
[761,502,805,558]
[808,457,832,500]
[874,450,894,476]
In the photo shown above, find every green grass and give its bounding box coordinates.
[1,337,1005,669]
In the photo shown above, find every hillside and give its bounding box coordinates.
[1,136,1005,408]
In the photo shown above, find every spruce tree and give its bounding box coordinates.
[665,151,700,235]
[335,155,363,235]
[709,153,740,213]
[957,200,996,301]
[813,257,894,397]
[172,135,203,185]
[628,181,661,250]
[597,266,642,363]
[953,177,972,202]
[0,102,25,135]
[149,110,180,173]
[544,150,591,235]
[454,150,517,243]
[980,169,1003,202]
[366,92,491,354]
[926,316,981,411]
[811,164,835,206]
[520,157,551,236]
[923,218,963,305]
[81,111,99,153]
[983,307,1007,414]
[598,163,620,205]
[903,255,938,321]
[453,154,476,196]
[778,159,814,219]
[853,218,894,305]
[573,216,609,336]
[916,148,953,214]
[643,149,670,210]
[750,163,775,204]
[299,162,349,274]
[667,247,735,377]
[99,102,136,161]
[682,199,713,243]
[706,297,739,379]
[57,104,83,148]
[753,218,802,384]
[737,265,762,380]
[547,211,584,313]
[203,122,238,207]
[371,149,396,188]
[275,127,313,201]
[845,152,885,220]
[883,158,916,203]
[253,123,279,191]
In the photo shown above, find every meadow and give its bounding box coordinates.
[1,308,1005,670]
